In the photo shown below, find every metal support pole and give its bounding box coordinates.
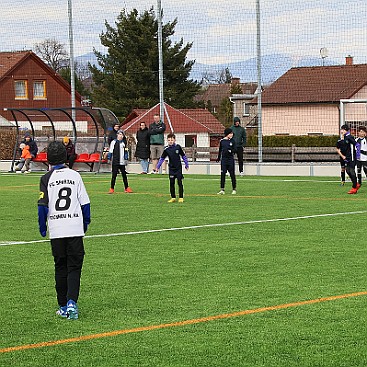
[157,0,165,122]
[68,0,76,122]
[256,0,263,163]
[339,100,344,129]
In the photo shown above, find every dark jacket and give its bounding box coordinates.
[149,121,166,145]
[108,129,127,146]
[343,132,357,163]
[108,129,118,145]
[22,136,38,158]
[65,141,76,158]
[135,127,150,160]
[230,124,247,148]
[217,138,236,161]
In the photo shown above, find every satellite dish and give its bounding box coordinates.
[320,47,329,59]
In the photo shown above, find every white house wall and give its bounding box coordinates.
[343,86,367,121]
[262,87,367,136]
[12,120,88,133]
[353,86,367,99]
[163,132,209,147]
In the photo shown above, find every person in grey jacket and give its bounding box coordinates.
[230,117,247,176]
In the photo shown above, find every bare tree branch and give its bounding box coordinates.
[34,39,69,72]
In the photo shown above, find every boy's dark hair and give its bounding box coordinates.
[340,124,350,131]
[167,133,176,139]
[47,141,67,165]
[359,126,367,133]
[224,127,233,136]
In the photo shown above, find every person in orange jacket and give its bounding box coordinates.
[15,143,32,173]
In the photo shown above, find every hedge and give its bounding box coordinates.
[0,130,17,160]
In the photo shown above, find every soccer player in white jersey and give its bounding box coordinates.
[38,141,91,320]
[356,126,367,187]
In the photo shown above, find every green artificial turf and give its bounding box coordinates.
[1,172,367,366]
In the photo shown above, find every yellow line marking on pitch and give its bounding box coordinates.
[1,290,366,354]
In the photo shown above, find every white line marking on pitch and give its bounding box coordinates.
[1,210,366,247]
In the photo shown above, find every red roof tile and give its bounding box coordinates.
[0,50,81,102]
[261,64,367,104]
[122,103,224,134]
[195,82,257,106]
[0,51,31,80]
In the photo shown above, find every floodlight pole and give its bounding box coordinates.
[157,0,165,122]
[256,0,263,164]
[68,0,76,122]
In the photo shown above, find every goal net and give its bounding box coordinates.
[340,99,367,134]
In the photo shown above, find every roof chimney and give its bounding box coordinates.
[346,55,353,65]
[231,77,240,85]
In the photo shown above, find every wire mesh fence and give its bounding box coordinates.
[1,0,367,152]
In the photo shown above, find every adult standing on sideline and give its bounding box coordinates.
[108,123,124,146]
[63,136,77,170]
[230,117,247,176]
[149,113,166,174]
[135,122,150,174]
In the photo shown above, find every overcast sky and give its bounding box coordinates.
[1,0,367,65]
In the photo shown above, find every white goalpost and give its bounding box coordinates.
[340,99,367,132]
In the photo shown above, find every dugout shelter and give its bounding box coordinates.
[5,106,120,172]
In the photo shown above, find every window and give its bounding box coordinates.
[185,135,197,147]
[14,80,28,99]
[243,102,250,116]
[33,81,46,99]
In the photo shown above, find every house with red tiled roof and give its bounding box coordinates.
[0,50,83,130]
[194,78,258,126]
[258,56,367,135]
[122,102,225,148]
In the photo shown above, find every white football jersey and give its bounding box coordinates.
[38,167,90,239]
[359,137,367,162]
[109,139,127,165]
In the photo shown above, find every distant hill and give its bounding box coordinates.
[75,52,337,85]
[75,52,99,67]
[189,54,337,84]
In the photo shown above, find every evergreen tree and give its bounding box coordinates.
[59,67,88,97]
[90,7,200,119]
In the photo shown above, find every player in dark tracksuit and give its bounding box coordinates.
[355,126,367,186]
[337,125,359,194]
[217,127,237,195]
[156,133,189,203]
[336,138,347,185]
